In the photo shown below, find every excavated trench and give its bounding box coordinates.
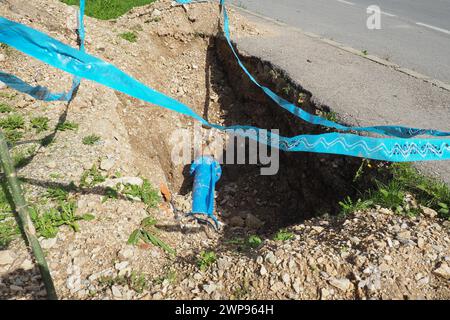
[212,36,379,231]
[119,32,382,234]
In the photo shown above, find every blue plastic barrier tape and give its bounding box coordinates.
[0,14,449,162]
[0,71,80,101]
[190,156,222,226]
[0,1,85,101]
[177,0,450,139]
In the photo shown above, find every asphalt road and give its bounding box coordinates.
[230,0,450,84]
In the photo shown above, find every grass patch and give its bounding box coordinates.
[123,179,160,208]
[154,269,177,285]
[197,251,217,271]
[226,235,262,251]
[0,186,19,248]
[340,163,450,219]
[119,31,138,43]
[80,164,106,188]
[61,0,156,20]
[31,116,50,133]
[82,134,101,145]
[56,120,79,131]
[273,229,294,241]
[0,114,25,130]
[98,271,148,293]
[0,103,14,113]
[12,145,36,168]
[30,202,94,238]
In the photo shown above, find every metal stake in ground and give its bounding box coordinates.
[0,131,57,300]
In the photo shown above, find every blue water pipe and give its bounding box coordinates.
[190,156,222,228]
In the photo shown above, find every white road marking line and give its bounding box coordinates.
[416,22,450,35]
[381,11,397,17]
[336,0,355,5]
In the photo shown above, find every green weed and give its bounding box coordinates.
[128,217,175,256]
[119,31,138,43]
[56,121,79,131]
[82,134,101,145]
[80,164,106,188]
[197,251,217,271]
[339,197,373,216]
[123,179,160,208]
[0,114,25,130]
[273,229,294,241]
[61,0,156,20]
[0,103,14,113]
[31,116,50,133]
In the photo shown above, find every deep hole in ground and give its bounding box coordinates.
[117,31,383,236]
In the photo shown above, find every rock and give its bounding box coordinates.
[100,158,115,171]
[260,265,267,276]
[115,261,129,271]
[118,247,134,260]
[10,285,23,292]
[193,273,202,280]
[256,256,263,265]
[265,251,276,265]
[320,288,331,299]
[292,278,302,294]
[271,281,284,292]
[245,213,264,229]
[47,161,57,169]
[417,238,425,249]
[421,206,438,219]
[0,81,6,90]
[20,259,34,271]
[229,216,245,228]
[281,273,290,285]
[102,177,143,188]
[151,9,162,19]
[312,226,324,233]
[329,278,351,291]
[203,283,217,294]
[66,274,81,292]
[0,250,14,265]
[217,258,231,270]
[111,285,122,298]
[0,54,5,62]
[40,237,57,249]
[396,231,411,241]
[432,263,450,280]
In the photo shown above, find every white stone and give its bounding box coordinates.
[111,285,122,298]
[265,251,276,264]
[100,158,115,171]
[329,277,351,291]
[40,237,57,249]
[203,283,217,294]
[281,273,290,284]
[115,261,129,271]
[433,263,450,280]
[260,265,267,276]
[0,250,14,265]
[20,259,34,271]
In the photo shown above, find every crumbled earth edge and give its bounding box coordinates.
[0,0,449,300]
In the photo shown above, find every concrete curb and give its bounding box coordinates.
[230,4,450,93]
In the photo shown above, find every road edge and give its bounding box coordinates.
[230,4,450,93]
